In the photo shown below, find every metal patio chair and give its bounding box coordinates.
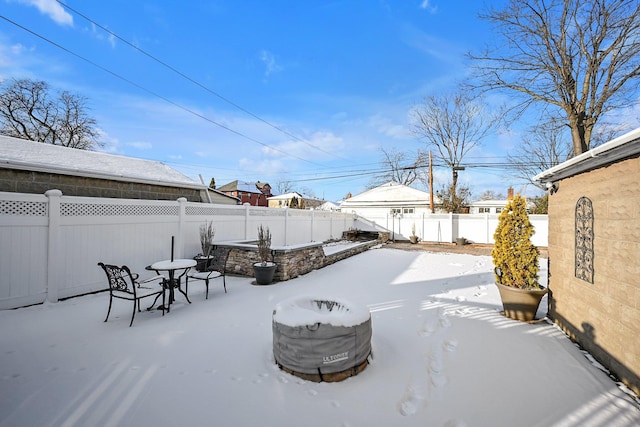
[185,247,231,299]
[98,262,165,327]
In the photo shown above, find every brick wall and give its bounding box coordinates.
[548,155,640,395]
[0,169,201,201]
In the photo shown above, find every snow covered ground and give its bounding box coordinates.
[1,247,639,427]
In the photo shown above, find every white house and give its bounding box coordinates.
[339,181,442,216]
[468,199,508,214]
[317,201,340,211]
[267,192,323,209]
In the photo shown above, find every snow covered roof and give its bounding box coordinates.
[0,135,206,190]
[218,180,265,194]
[534,127,640,183]
[267,191,304,200]
[340,181,436,207]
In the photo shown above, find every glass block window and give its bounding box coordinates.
[575,196,594,283]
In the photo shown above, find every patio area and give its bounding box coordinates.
[1,246,638,426]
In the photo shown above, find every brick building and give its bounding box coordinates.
[534,127,640,396]
[217,180,272,206]
[0,135,237,203]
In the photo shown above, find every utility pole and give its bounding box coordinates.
[429,151,434,213]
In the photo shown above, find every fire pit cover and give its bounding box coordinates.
[272,296,372,381]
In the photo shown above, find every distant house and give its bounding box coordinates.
[468,199,508,214]
[217,180,272,206]
[339,181,442,216]
[267,192,323,209]
[317,201,340,211]
[0,135,231,203]
[534,127,640,396]
[468,188,533,214]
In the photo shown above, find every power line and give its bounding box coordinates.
[54,0,345,161]
[0,14,325,166]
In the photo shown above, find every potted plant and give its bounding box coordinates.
[194,221,215,272]
[252,225,276,285]
[491,194,548,322]
[409,224,419,244]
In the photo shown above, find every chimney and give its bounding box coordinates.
[507,187,514,200]
[346,192,352,199]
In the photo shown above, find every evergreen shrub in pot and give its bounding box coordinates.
[491,194,548,321]
[253,225,276,285]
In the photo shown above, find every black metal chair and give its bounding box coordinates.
[185,247,231,299]
[98,262,165,327]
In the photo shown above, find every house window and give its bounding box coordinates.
[403,208,414,214]
[495,208,503,213]
[575,196,594,284]
[390,208,402,215]
[479,207,490,213]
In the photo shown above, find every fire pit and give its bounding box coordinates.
[272,296,372,382]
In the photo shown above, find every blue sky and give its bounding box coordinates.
[1,0,555,201]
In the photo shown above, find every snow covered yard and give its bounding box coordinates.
[1,247,638,427]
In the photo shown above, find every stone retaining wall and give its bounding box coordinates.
[222,240,379,282]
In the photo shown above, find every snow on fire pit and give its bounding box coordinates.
[272,296,372,382]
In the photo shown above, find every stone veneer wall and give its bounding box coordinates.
[223,240,380,282]
[547,155,640,395]
[0,169,202,201]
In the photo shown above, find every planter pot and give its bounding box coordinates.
[456,237,466,246]
[495,282,548,322]
[253,262,277,285]
[194,255,214,272]
[409,235,419,244]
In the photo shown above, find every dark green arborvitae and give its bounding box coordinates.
[491,194,540,289]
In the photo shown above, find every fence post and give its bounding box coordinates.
[177,198,187,258]
[485,213,490,244]
[45,189,62,303]
[284,207,289,246]
[449,212,454,243]
[310,208,315,242]
[244,203,250,240]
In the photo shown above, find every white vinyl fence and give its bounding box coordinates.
[0,191,549,310]
[356,212,549,248]
[0,191,357,309]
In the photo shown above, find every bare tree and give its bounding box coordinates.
[0,78,100,149]
[469,0,640,155]
[275,180,293,195]
[411,92,499,204]
[368,147,428,189]
[508,120,573,189]
[478,190,506,201]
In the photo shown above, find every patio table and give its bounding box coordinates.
[149,259,196,312]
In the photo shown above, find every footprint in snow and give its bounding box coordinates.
[330,400,341,408]
[454,295,466,302]
[397,384,426,416]
[307,389,318,396]
[439,315,451,328]
[419,320,438,337]
[443,339,458,353]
